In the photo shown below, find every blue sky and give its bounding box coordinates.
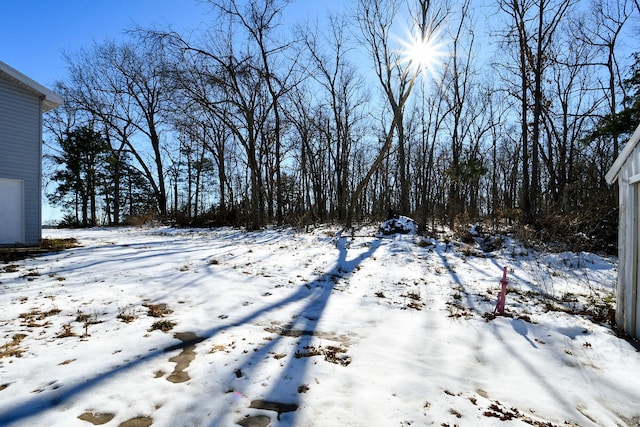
[0,0,343,89]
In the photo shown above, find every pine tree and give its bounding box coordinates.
[587,52,640,144]
[48,126,109,226]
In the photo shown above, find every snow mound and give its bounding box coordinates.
[378,215,417,235]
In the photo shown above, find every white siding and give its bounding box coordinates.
[615,143,640,338]
[0,76,42,246]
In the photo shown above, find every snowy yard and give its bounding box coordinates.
[0,225,639,426]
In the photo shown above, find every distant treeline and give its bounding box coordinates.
[44,0,640,253]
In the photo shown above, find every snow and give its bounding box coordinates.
[379,215,417,235]
[0,225,639,426]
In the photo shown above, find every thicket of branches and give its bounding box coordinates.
[44,0,639,252]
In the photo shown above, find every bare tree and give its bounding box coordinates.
[498,0,574,223]
[206,0,296,225]
[352,0,448,225]
[63,38,171,218]
[539,22,600,211]
[441,0,481,224]
[300,14,368,221]
[284,84,326,221]
[574,0,633,155]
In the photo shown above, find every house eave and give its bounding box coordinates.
[606,122,640,185]
[0,61,63,111]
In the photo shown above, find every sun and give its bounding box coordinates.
[398,24,447,77]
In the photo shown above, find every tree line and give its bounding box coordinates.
[44,0,639,251]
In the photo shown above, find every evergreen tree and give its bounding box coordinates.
[587,52,640,143]
[48,126,109,226]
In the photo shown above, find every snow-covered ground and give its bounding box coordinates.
[0,225,638,427]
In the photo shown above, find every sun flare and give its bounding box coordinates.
[398,24,447,77]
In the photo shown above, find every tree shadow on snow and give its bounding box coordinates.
[205,232,380,426]
[0,231,380,426]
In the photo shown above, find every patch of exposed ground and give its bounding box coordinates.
[164,332,204,383]
[249,400,298,420]
[118,416,153,427]
[263,324,352,344]
[237,415,271,427]
[77,411,115,425]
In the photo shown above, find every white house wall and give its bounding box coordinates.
[0,75,43,246]
[615,143,640,338]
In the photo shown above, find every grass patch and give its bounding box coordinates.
[40,238,80,251]
[0,334,27,358]
[19,307,61,327]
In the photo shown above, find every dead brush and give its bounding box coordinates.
[3,264,20,273]
[298,384,310,393]
[148,319,176,332]
[415,238,433,248]
[75,311,91,323]
[56,324,76,338]
[323,345,351,366]
[403,290,421,301]
[406,301,424,310]
[117,305,137,323]
[447,300,473,319]
[20,269,41,280]
[295,345,351,366]
[76,309,100,338]
[210,341,236,354]
[295,346,323,358]
[402,290,424,310]
[144,303,172,317]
